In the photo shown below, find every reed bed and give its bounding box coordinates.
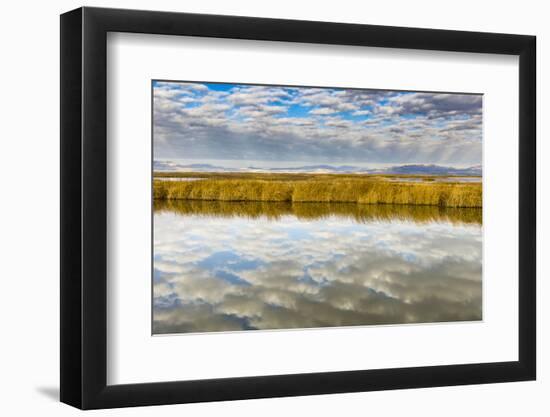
[153,176,482,208]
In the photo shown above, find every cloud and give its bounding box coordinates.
[309,107,339,115]
[387,93,483,118]
[153,205,482,334]
[353,110,371,116]
[153,81,483,165]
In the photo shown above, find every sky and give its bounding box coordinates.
[153,80,482,168]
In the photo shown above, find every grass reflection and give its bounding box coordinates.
[154,199,482,225]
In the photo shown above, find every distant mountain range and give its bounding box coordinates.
[154,161,482,176]
[378,164,482,176]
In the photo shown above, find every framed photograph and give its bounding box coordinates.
[60,7,536,409]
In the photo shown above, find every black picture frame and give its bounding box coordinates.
[60,6,536,410]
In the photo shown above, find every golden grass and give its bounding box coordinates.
[153,175,482,208]
[155,199,482,225]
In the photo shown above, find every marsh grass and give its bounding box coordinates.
[155,199,482,225]
[153,173,482,208]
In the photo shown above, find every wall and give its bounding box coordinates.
[0,0,545,415]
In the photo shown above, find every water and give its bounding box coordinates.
[153,200,482,335]
[154,177,204,182]
[154,176,482,183]
[386,176,482,183]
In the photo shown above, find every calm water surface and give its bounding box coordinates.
[153,201,482,334]
[154,177,204,182]
[154,176,481,183]
[386,176,481,183]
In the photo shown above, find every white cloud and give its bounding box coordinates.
[309,107,339,115]
[153,204,482,334]
[153,81,483,165]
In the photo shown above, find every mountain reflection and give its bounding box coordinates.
[153,200,482,334]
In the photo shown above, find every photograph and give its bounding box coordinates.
[52,3,539,412]
[152,80,483,335]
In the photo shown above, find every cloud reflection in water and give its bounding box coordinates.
[153,201,482,334]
